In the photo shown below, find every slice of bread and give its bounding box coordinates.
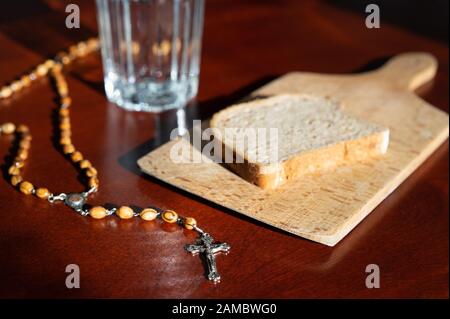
[210,94,389,189]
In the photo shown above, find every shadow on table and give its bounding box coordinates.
[117,75,277,177]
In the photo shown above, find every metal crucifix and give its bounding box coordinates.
[185,232,230,283]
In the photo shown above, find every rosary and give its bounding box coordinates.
[0,38,230,283]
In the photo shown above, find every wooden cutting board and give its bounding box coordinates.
[138,52,449,246]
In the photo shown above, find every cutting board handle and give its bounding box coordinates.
[372,52,437,91]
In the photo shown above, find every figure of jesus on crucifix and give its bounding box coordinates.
[185,232,230,283]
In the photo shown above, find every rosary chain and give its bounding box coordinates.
[0,37,199,231]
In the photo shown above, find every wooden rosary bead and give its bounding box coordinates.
[14,160,24,168]
[14,157,24,165]
[16,124,30,134]
[140,208,158,221]
[62,55,72,65]
[19,181,34,195]
[19,139,31,149]
[57,87,67,97]
[71,151,83,162]
[1,122,16,134]
[56,80,66,88]
[36,64,48,77]
[89,206,107,219]
[54,76,63,86]
[58,82,68,92]
[20,75,32,87]
[17,149,29,160]
[0,86,13,99]
[59,136,71,145]
[60,130,71,138]
[59,97,69,106]
[19,77,30,88]
[56,51,71,65]
[79,160,92,169]
[60,117,70,125]
[56,82,65,91]
[10,80,23,93]
[58,89,72,102]
[44,59,55,69]
[76,42,88,56]
[11,175,23,187]
[61,97,71,107]
[63,144,75,154]
[53,73,64,83]
[86,167,98,177]
[59,121,71,130]
[51,62,63,73]
[36,187,50,199]
[184,217,197,230]
[55,81,65,90]
[87,38,99,50]
[8,166,20,176]
[117,206,134,219]
[59,118,69,126]
[59,112,69,121]
[162,210,178,223]
[69,45,78,56]
[89,176,99,188]
[59,108,70,117]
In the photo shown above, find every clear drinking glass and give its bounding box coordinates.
[96,0,205,112]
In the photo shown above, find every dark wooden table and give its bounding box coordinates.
[0,0,448,298]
